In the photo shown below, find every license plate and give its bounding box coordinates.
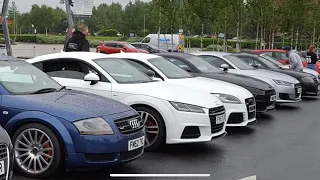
[216,114,226,124]
[0,160,4,175]
[249,105,256,112]
[270,95,277,102]
[318,85,320,91]
[128,136,145,151]
[297,88,302,94]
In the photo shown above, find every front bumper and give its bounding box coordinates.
[301,82,320,95]
[276,83,302,103]
[254,90,277,112]
[66,131,144,167]
[225,102,256,127]
[164,105,226,144]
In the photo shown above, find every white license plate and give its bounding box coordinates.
[270,95,277,101]
[297,88,302,93]
[128,136,145,151]
[216,114,226,124]
[249,105,256,112]
[318,85,320,91]
[0,160,4,175]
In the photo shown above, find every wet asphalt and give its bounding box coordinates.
[14,97,320,180]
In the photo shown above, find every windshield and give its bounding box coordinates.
[148,57,193,79]
[224,55,255,70]
[124,44,136,49]
[0,60,61,95]
[94,58,153,83]
[260,54,283,67]
[184,55,222,73]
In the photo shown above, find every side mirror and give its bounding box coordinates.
[146,70,155,77]
[220,64,229,72]
[84,73,100,85]
[181,66,192,72]
[252,64,260,68]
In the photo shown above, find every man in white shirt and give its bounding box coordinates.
[283,46,303,71]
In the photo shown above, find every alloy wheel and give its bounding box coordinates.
[14,128,54,174]
[137,111,159,148]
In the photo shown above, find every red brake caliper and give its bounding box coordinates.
[147,121,156,138]
[44,144,52,161]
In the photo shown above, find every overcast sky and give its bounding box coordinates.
[13,0,150,12]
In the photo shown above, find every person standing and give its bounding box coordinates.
[306,45,318,70]
[283,46,303,71]
[64,23,90,52]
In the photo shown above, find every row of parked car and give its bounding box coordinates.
[0,49,318,179]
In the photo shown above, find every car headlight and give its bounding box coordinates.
[273,79,293,86]
[211,93,242,104]
[73,117,114,135]
[169,102,205,113]
[301,76,314,83]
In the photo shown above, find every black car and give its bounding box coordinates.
[0,126,13,180]
[131,43,168,53]
[156,52,277,113]
[234,53,320,96]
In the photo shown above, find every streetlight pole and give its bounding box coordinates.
[12,0,16,35]
[2,0,12,56]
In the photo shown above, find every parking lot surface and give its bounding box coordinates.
[13,96,320,180]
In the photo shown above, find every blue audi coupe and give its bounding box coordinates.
[0,56,145,178]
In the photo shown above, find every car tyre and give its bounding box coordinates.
[133,106,166,152]
[12,123,63,179]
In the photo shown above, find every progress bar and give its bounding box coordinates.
[110,174,211,177]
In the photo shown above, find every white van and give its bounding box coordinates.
[141,34,182,52]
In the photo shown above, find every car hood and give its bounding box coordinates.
[199,72,274,91]
[1,90,134,122]
[281,65,319,77]
[270,68,312,79]
[113,81,223,108]
[166,77,253,103]
[238,69,300,84]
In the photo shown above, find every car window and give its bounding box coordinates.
[260,54,283,66]
[125,44,136,49]
[116,44,124,48]
[142,37,151,43]
[0,60,61,95]
[132,44,141,48]
[148,57,193,79]
[37,59,108,82]
[166,57,191,70]
[141,44,148,49]
[105,43,116,47]
[183,55,222,73]
[275,52,289,60]
[125,59,162,79]
[93,58,153,84]
[236,56,266,69]
[199,55,235,69]
[224,55,255,70]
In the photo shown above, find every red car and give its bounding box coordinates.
[96,41,149,54]
[251,49,320,73]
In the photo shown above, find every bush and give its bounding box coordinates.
[98,29,119,36]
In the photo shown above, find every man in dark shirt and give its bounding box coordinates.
[64,23,90,52]
[306,45,318,70]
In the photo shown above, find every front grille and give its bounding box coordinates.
[245,98,256,119]
[295,84,302,98]
[121,147,144,161]
[0,144,8,180]
[114,115,144,135]
[209,106,225,134]
[227,113,244,124]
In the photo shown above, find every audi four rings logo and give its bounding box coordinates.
[129,119,141,129]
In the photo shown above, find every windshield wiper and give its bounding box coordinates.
[58,86,67,91]
[32,88,57,94]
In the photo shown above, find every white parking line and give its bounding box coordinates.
[238,175,257,180]
[110,174,211,177]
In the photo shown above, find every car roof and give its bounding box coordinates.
[0,55,19,61]
[252,49,286,53]
[191,51,231,57]
[28,52,113,63]
[106,52,161,62]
